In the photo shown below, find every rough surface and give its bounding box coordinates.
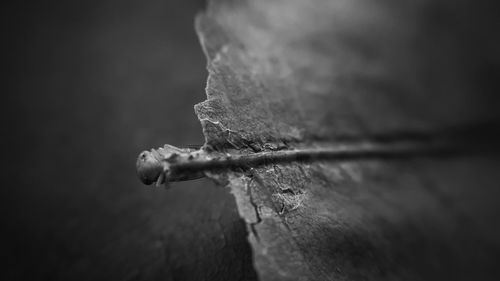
[196,0,500,149]
[195,0,500,280]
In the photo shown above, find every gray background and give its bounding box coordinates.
[2,0,256,280]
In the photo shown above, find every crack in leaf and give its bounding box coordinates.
[245,174,262,242]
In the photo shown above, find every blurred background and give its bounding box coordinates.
[2,0,500,280]
[2,0,256,280]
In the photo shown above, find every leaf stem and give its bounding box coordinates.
[166,139,464,182]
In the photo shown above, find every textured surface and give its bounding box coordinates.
[195,0,500,280]
[196,0,500,148]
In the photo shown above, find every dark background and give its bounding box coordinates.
[2,1,256,280]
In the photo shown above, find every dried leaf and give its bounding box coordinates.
[193,0,500,280]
